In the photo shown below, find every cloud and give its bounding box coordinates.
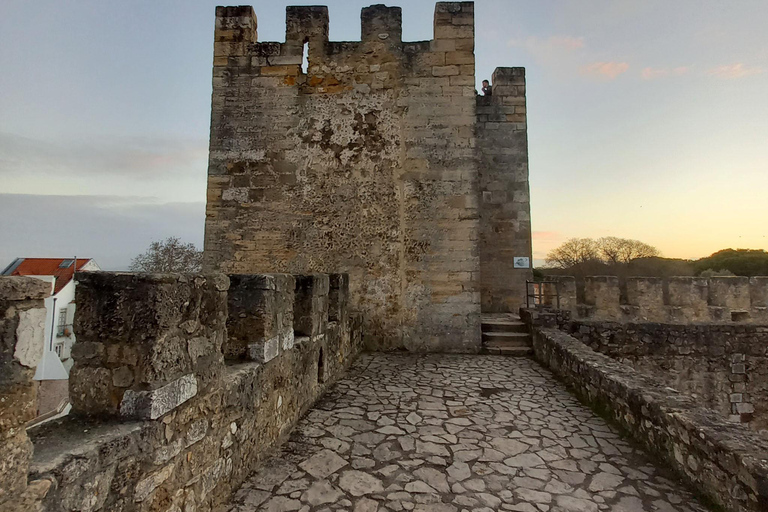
[707,63,764,79]
[549,36,585,50]
[508,35,585,51]
[0,132,208,178]
[0,194,204,270]
[641,66,690,80]
[506,36,585,68]
[580,61,629,80]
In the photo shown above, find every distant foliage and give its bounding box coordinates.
[541,240,768,280]
[545,237,661,269]
[621,257,695,278]
[694,249,768,277]
[699,268,736,277]
[130,237,202,273]
[545,238,601,269]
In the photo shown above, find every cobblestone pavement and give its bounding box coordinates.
[229,354,710,512]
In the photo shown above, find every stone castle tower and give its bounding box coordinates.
[203,2,532,352]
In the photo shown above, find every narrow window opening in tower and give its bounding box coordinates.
[301,41,309,74]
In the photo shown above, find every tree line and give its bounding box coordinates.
[541,237,768,278]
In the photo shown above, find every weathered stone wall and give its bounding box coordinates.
[545,275,768,323]
[522,311,768,512]
[0,277,51,511]
[69,273,229,419]
[203,3,532,352]
[564,320,768,432]
[1,271,362,512]
[476,68,532,313]
[226,273,295,361]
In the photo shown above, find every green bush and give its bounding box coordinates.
[694,249,768,277]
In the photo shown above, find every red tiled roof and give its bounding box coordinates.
[4,258,93,294]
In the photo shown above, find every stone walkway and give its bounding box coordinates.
[229,354,710,512]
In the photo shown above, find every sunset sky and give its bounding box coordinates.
[1,0,766,269]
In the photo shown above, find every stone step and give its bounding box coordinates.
[480,320,528,333]
[482,331,531,345]
[481,343,533,352]
[480,346,533,357]
[480,313,521,323]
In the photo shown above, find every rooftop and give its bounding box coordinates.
[1,257,95,294]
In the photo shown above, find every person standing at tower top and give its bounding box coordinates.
[482,79,492,96]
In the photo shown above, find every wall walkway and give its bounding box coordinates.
[228,353,711,512]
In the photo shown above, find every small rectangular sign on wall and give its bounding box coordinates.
[513,257,530,269]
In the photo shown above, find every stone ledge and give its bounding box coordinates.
[561,319,768,430]
[29,418,144,476]
[531,326,768,512]
[0,277,51,302]
[120,374,198,420]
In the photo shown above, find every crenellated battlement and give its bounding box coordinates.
[361,4,402,43]
[213,2,474,93]
[540,275,768,323]
[215,2,472,47]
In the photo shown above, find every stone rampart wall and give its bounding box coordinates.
[204,2,532,352]
[563,321,768,432]
[522,310,768,512]
[541,275,768,323]
[0,272,362,512]
[0,277,51,511]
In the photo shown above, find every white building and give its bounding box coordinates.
[1,257,100,418]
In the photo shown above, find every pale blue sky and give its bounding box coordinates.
[1,0,766,268]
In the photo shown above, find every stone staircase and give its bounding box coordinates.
[480,313,532,356]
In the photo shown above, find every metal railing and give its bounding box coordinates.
[526,280,561,309]
[56,324,73,337]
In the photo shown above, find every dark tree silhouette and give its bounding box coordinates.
[544,238,601,269]
[596,236,661,264]
[130,237,202,273]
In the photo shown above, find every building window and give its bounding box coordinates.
[54,343,63,357]
[57,308,68,337]
[59,259,74,268]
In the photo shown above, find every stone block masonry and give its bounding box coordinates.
[203,2,533,352]
[70,272,229,419]
[0,277,51,511]
[564,320,768,432]
[293,274,329,338]
[522,310,768,512]
[226,273,295,362]
[0,271,362,512]
[547,275,768,323]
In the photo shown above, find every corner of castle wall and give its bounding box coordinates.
[432,2,474,55]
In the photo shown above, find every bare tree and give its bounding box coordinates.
[545,236,661,270]
[597,237,661,263]
[545,238,601,268]
[130,237,202,273]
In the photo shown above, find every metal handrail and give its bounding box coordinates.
[56,323,73,337]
